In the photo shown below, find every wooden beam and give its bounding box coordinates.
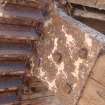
[73,8,105,21]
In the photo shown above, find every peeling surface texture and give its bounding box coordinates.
[35,7,104,105]
[58,10,105,44]
[0,0,52,9]
[1,1,105,104]
[69,0,105,10]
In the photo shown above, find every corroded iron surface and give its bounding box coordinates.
[0,0,55,105]
[0,0,105,105]
[35,7,105,105]
[0,0,52,9]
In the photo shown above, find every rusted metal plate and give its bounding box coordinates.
[0,0,52,105]
[0,42,33,58]
[19,96,61,105]
[0,61,27,76]
[1,0,52,10]
[0,91,17,105]
[0,4,44,26]
[0,24,39,41]
[0,76,22,92]
[0,92,40,105]
[36,9,104,105]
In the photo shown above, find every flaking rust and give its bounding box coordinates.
[0,0,53,11]
[35,3,105,105]
[0,0,55,105]
[0,0,105,105]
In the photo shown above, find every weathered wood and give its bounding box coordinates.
[91,55,105,87]
[78,78,105,105]
[74,17,105,34]
[69,0,105,10]
[73,9,105,22]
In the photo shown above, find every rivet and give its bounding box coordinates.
[53,51,62,64]
[79,48,88,59]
